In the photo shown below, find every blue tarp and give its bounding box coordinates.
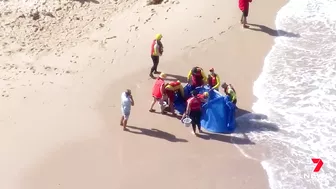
[174,84,236,133]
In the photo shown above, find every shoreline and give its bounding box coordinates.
[0,0,284,188]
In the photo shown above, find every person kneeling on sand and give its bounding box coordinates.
[187,66,207,89]
[221,82,237,105]
[163,80,184,115]
[120,89,134,130]
[183,90,203,135]
[149,73,167,113]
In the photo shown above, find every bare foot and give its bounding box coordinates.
[243,24,249,28]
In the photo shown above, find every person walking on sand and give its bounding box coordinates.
[239,0,252,28]
[149,73,167,113]
[207,68,220,91]
[183,90,203,135]
[149,34,164,78]
[120,89,134,130]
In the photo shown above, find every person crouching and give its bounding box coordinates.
[163,80,184,115]
[184,90,203,135]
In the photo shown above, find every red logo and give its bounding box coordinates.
[311,158,323,172]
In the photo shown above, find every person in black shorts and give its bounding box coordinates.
[184,90,203,135]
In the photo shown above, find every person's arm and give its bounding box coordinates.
[187,70,192,82]
[228,88,236,101]
[212,75,220,89]
[185,100,191,116]
[160,84,165,96]
[179,85,184,97]
[130,95,135,106]
[201,70,207,84]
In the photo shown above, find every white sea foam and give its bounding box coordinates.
[234,0,336,188]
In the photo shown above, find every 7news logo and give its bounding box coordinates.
[311,158,323,172]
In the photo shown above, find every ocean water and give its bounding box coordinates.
[235,0,336,188]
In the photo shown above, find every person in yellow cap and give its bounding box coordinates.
[149,73,167,113]
[163,80,184,115]
[207,68,220,90]
[149,34,164,78]
[187,66,207,89]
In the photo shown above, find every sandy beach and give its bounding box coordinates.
[0,0,284,188]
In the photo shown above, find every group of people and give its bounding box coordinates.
[148,65,237,135]
[120,34,237,134]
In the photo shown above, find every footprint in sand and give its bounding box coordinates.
[70,54,79,64]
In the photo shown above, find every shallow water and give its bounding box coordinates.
[234,0,336,188]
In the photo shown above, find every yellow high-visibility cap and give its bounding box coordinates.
[159,73,167,78]
[155,33,163,40]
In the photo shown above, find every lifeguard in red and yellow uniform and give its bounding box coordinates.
[149,34,164,77]
[164,80,184,115]
[207,68,220,90]
[149,73,167,113]
[187,66,207,88]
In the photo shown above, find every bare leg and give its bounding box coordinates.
[243,17,248,28]
[149,97,157,112]
[120,116,124,126]
[122,117,128,130]
[240,13,244,24]
[169,103,176,115]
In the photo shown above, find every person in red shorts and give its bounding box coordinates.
[239,0,253,28]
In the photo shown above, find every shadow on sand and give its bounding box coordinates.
[247,23,300,37]
[73,0,99,4]
[235,108,279,134]
[198,108,279,145]
[197,132,255,145]
[126,125,188,142]
[164,73,188,84]
[151,111,183,119]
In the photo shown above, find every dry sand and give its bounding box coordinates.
[0,0,283,188]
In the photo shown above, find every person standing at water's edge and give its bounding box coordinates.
[120,89,134,130]
[222,83,237,105]
[239,0,252,28]
[149,34,164,78]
